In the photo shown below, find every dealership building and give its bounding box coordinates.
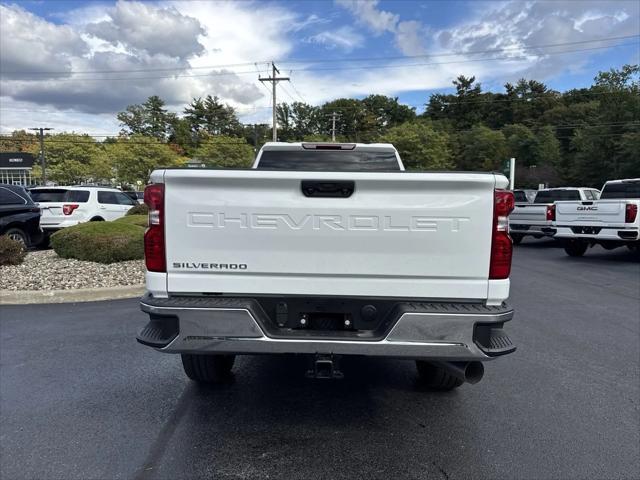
[0,152,36,186]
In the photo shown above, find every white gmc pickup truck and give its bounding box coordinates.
[554,178,640,256]
[509,187,600,244]
[137,142,516,390]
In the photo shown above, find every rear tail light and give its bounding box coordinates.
[626,203,638,223]
[489,190,515,280]
[144,184,165,272]
[546,204,556,222]
[62,204,79,215]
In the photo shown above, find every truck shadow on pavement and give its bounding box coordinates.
[515,238,640,263]
[135,355,470,479]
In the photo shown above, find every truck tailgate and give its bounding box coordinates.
[510,203,548,225]
[161,169,500,300]
[556,200,627,226]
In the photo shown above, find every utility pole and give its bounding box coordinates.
[328,112,340,141]
[259,63,289,141]
[29,127,53,185]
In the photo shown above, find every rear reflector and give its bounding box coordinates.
[62,204,79,215]
[546,204,556,222]
[490,190,515,280]
[625,203,638,223]
[144,184,165,272]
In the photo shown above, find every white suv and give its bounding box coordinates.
[30,186,138,233]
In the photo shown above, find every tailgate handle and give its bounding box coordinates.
[301,180,354,198]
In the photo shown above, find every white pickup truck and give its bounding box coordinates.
[137,142,516,390]
[554,178,640,256]
[509,187,600,244]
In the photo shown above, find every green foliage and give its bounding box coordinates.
[193,135,254,168]
[184,95,242,137]
[0,130,38,152]
[0,235,27,266]
[117,95,176,140]
[50,222,144,264]
[104,135,184,184]
[381,122,453,170]
[126,204,148,216]
[457,125,508,171]
[115,215,148,228]
[2,64,637,189]
[26,133,109,185]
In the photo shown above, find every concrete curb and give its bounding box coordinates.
[0,285,145,305]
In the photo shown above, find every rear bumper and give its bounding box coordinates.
[555,226,639,241]
[510,223,556,236]
[138,294,515,361]
[41,219,80,231]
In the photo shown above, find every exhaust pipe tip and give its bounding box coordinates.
[464,361,484,385]
[433,361,485,385]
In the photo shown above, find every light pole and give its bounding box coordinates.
[29,127,53,185]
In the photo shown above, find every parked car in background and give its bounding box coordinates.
[29,186,138,236]
[509,187,600,244]
[554,178,640,256]
[123,191,145,205]
[0,183,42,247]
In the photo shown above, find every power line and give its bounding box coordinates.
[3,41,637,83]
[3,34,637,76]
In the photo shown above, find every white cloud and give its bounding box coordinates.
[395,21,427,56]
[85,1,205,59]
[335,0,398,34]
[334,0,428,55]
[0,4,88,77]
[1,0,638,133]
[0,1,298,128]
[307,26,364,52]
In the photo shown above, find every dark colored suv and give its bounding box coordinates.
[0,184,43,247]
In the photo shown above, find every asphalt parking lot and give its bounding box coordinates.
[1,240,639,480]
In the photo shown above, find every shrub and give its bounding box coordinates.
[51,222,144,264]
[114,215,148,228]
[0,235,27,266]
[126,203,148,216]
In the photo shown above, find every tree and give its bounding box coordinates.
[184,96,242,137]
[451,75,483,128]
[27,133,108,184]
[457,125,507,171]
[104,135,183,185]
[381,122,454,170]
[192,135,254,168]
[361,94,416,134]
[505,79,560,126]
[319,99,369,141]
[0,130,38,152]
[117,96,175,140]
[503,124,538,167]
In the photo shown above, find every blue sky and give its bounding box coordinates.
[1,0,638,134]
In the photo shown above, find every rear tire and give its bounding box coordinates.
[416,361,463,391]
[181,354,235,383]
[564,239,588,257]
[511,233,523,245]
[4,228,28,247]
